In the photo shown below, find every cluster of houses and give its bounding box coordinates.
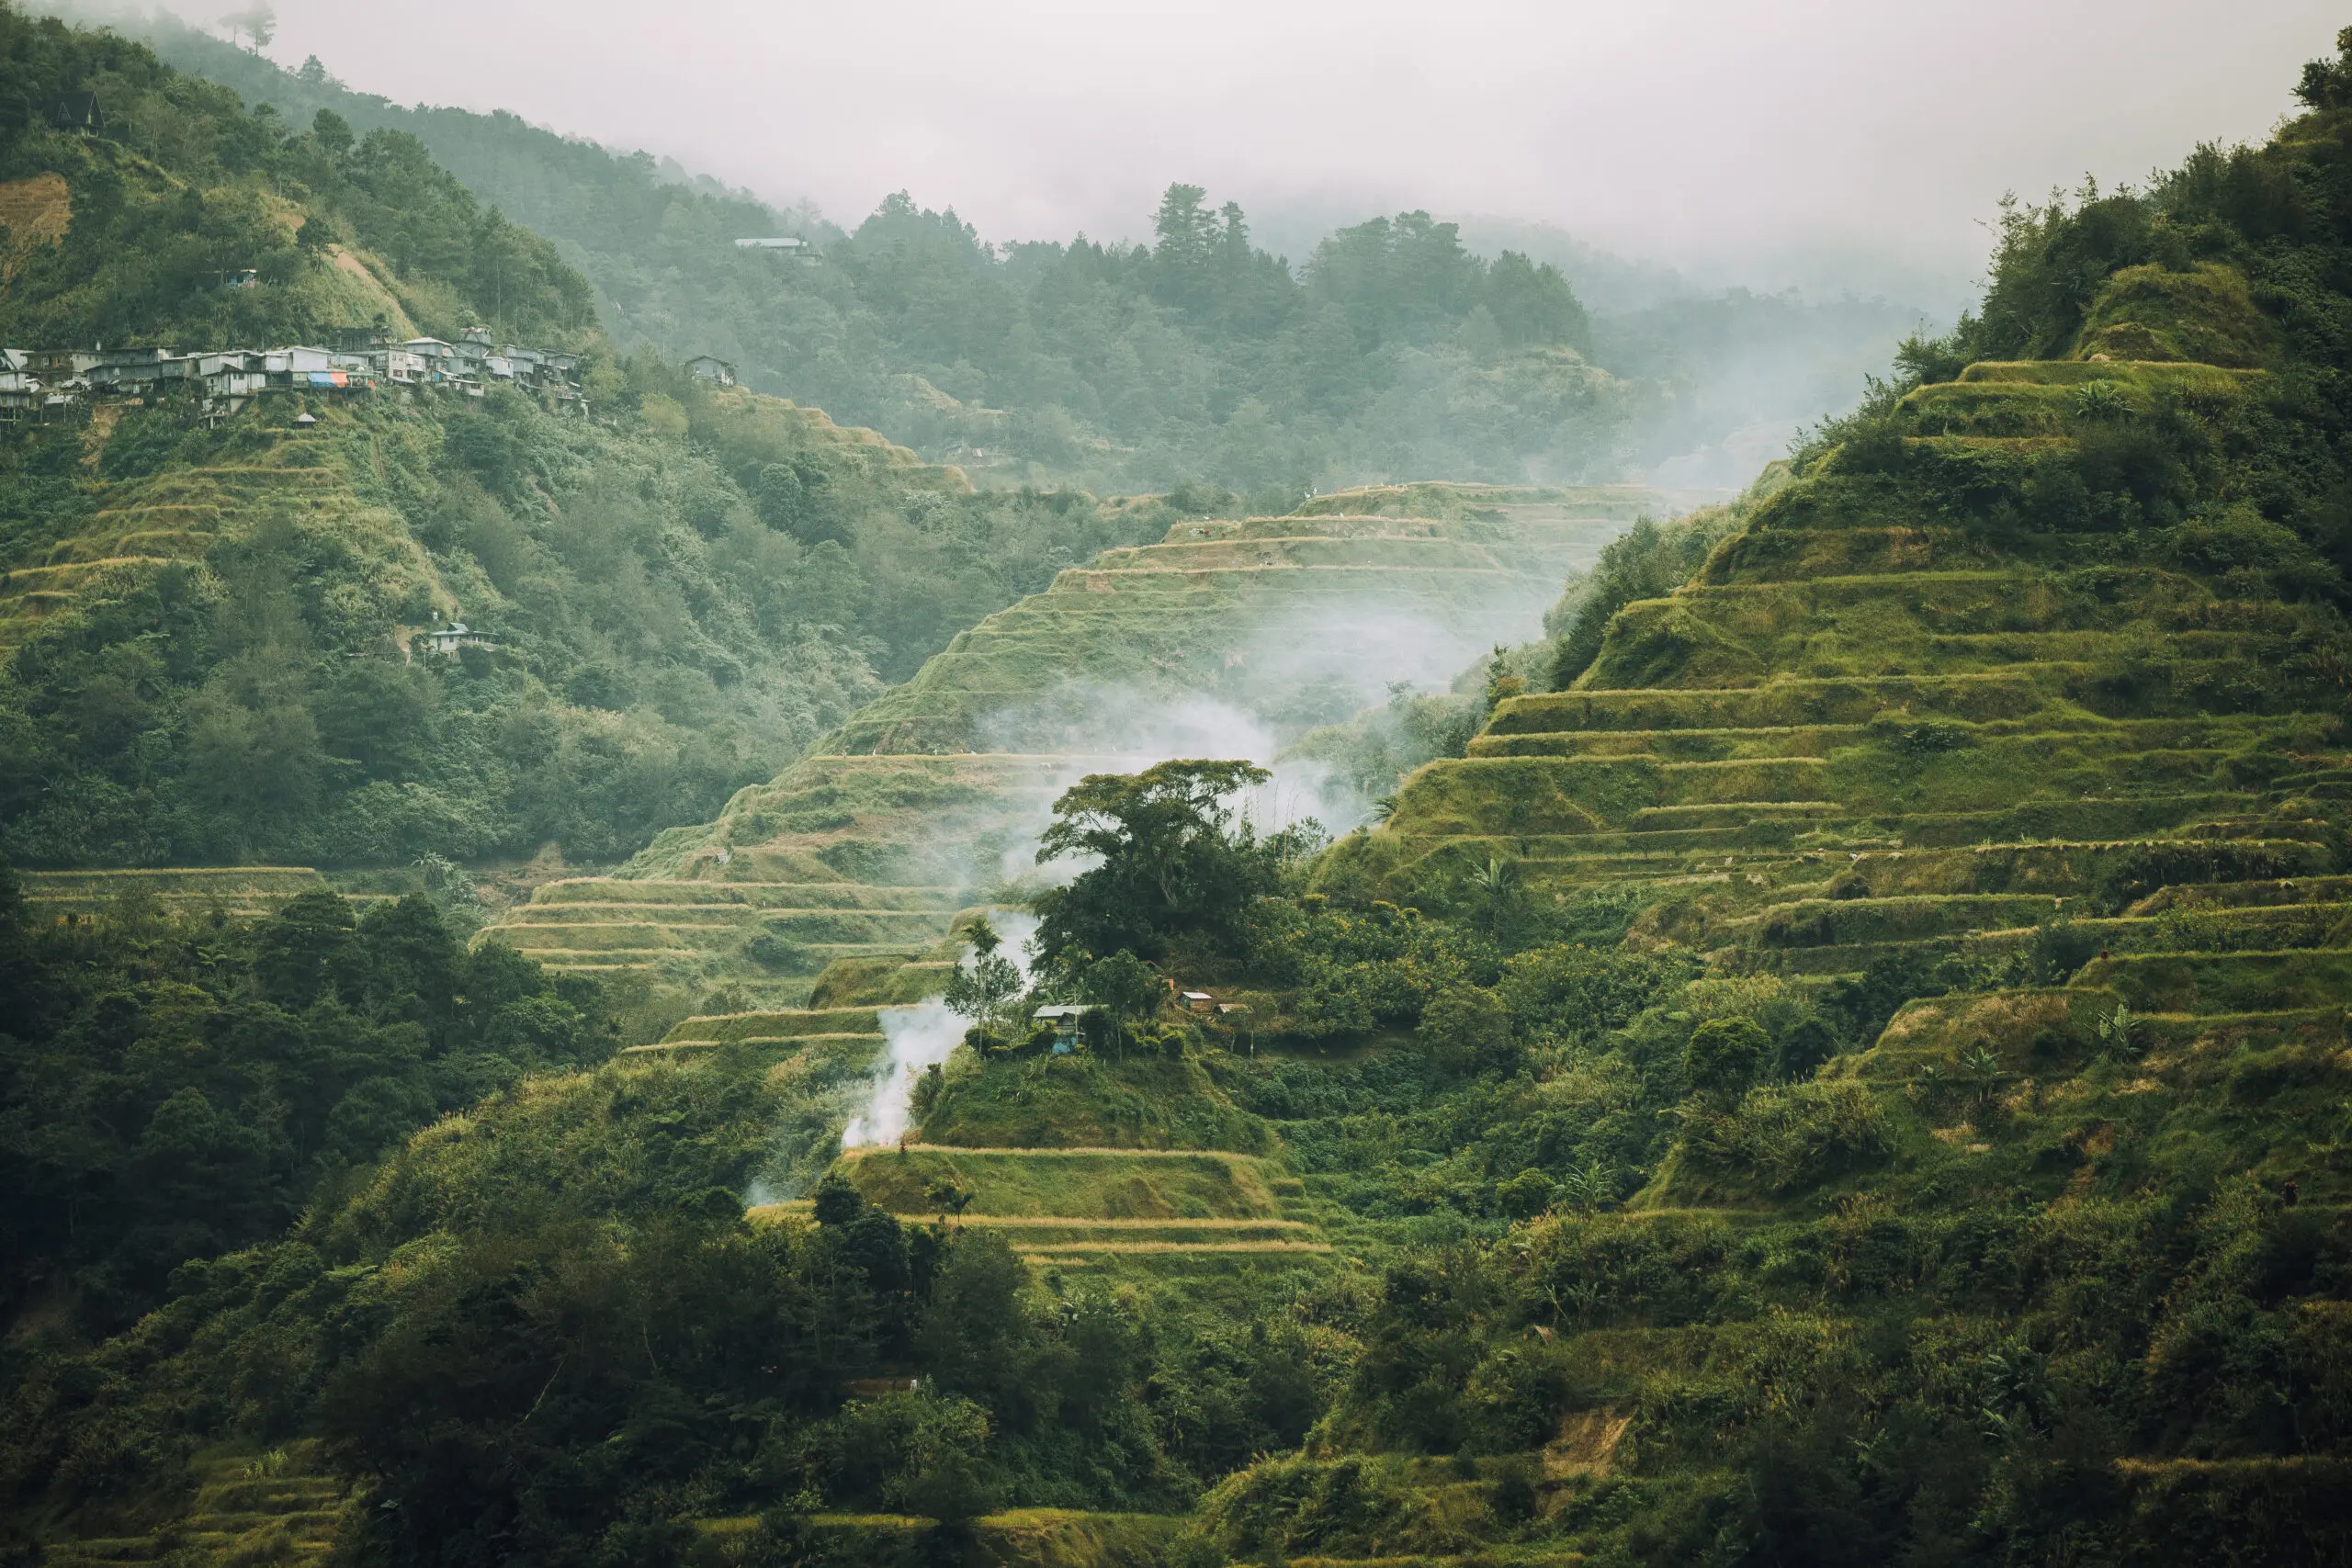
[0,328,586,422]
[1027,986,1251,1056]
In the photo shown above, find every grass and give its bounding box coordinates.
[841,1145,1283,1219]
[2074,949,2352,1014]
[659,1008,885,1043]
[22,865,331,917]
[918,1050,1272,1154]
[41,1441,348,1568]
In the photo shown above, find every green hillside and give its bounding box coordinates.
[17,20,2352,1568]
[480,483,1653,1001]
[1265,41,2352,1564]
[0,8,1182,876]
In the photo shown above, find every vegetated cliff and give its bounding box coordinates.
[1273,45,2352,1562]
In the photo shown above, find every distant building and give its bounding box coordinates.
[1031,1004,1093,1055]
[1179,990,1216,1013]
[2,327,584,421]
[733,236,813,260]
[50,92,103,132]
[421,622,495,658]
[685,355,737,387]
[0,349,41,418]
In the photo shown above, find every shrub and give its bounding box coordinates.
[1683,1016,1770,1101]
[1685,1081,1893,1192]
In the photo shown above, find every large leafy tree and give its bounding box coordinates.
[1033,758,1276,965]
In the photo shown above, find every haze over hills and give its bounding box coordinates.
[9,9,2352,1568]
[49,4,1936,494]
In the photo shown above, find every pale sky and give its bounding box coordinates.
[245,1,2334,301]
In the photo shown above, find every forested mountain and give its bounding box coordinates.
[78,8,1924,493]
[0,7,1180,871]
[12,11,2352,1568]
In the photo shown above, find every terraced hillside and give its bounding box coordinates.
[1343,360,2350,1035]
[1249,306,2352,1553]
[20,865,331,919]
[0,421,435,653]
[791,1145,1330,1271]
[44,1443,350,1568]
[485,485,1656,998]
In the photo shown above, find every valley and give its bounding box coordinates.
[484,482,1655,1000]
[6,10,2352,1568]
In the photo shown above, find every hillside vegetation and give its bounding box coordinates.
[106,11,1921,495]
[14,19,2352,1568]
[482,482,1652,1005]
[0,8,1182,874]
[1288,36,2352,1563]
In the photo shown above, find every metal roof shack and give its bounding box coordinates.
[734,236,816,262]
[1031,1004,1094,1055]
[419,621,497,659]
[0,349,43,418]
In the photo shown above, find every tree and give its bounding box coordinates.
[2296,27,2352,109]
[1077,949,1163,1055]
[1151,183,1217,310]
[1683,1016,1770,1103]
[1464,854,1524,941]
[943,917,1023,1043]
[922,1172,973,1215]
[1480,251,1590,354]
[222,4,275,48]
[1033,759,1277,964]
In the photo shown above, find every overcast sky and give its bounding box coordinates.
[241,1,2334,304]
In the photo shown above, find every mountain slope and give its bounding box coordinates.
[108,12,1921,495]
[0,9,1181,874]
[482,482,1657,999]
[1266,45,2352,1564]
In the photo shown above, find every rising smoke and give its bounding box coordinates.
[837,561,1561,1150]
[841,910,1040,1149]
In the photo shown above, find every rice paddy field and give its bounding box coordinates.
[479,484,1654,1003]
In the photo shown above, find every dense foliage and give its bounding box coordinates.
[1032,759,1289,967]
[0,371,1175,866]
[0,867,608,1337]
[1,1015,1340,1566]
[0,6,589,348]
[0,14,1187,868]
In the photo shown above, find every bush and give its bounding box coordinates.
[1685,1081,1893,1192]
[1683,1016,1770,1101]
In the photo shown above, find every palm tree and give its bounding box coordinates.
[1468,855,1520,937]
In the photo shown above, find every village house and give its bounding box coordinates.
[685,355,737,387]
[733,236,815,262]
[419,621,496,658]
[1031,1004,1092,1055]
[0,349,40,416]
[0,326,590,422]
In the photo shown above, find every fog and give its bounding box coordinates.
[842,913,1037,1150]
[231,1,2330,303]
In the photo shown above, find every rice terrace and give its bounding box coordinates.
[6,7,2352,1568]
